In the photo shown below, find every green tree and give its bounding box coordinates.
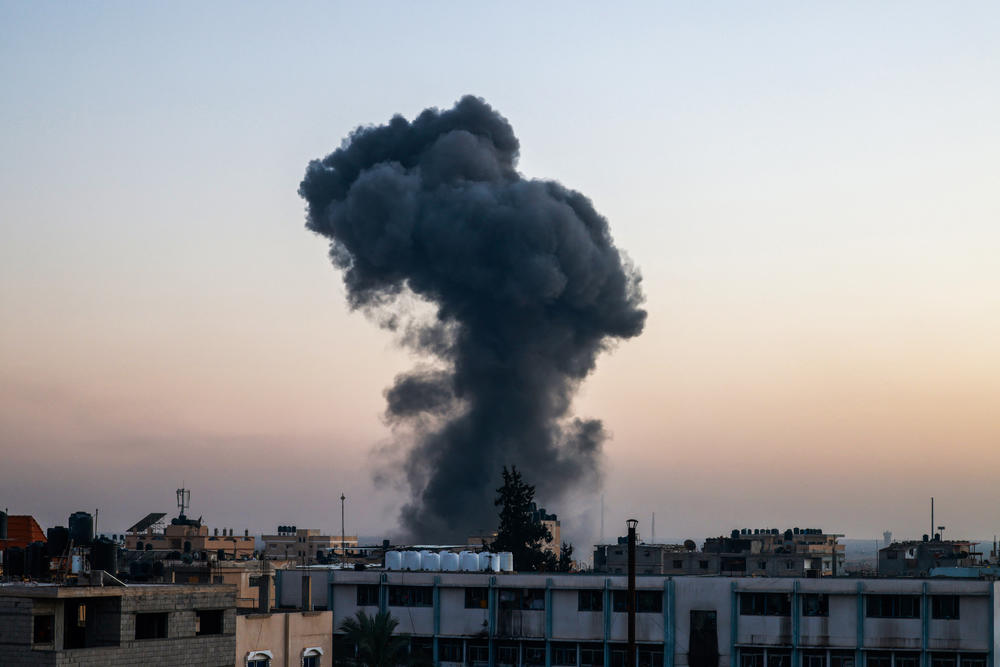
[337,609,409,667]
[492,466,557,571]
[558,541,574,572]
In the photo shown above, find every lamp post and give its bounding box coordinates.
[627,518,638,667]
[340,494,346,560]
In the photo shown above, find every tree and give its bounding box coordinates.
[492,466,557,571]
[558,542,574,572]
[337,609,409,667]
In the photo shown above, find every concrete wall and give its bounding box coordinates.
[235,610,332,667]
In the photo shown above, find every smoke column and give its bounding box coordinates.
[299,96,645,540]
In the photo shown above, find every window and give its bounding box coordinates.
[581,645,604,667]
[895,654,919,667]
[135,612,169,640]
[768,651,791,667]
[465,587,488,609]
[388,585,433,607]
[196,609,224,635]
[357,584,379,606]
[247,650,273,667]
[741,650,764,667]
[804,652,826,667]
[467,644,490,666]
[638,647,664,667]
[499,588,545,610]
[830,651,855,667]
[802,594,829,617]
[785,561,794,569]
[440,640,463,663]
[673,560,683,568]
[612,590,662,613]
[931,595,960,620]
[302,647,324,667]
[932,655,957,667]
[524,644,546,666]
[758,561,767,570]
[740,592,791,616]
[699,560,709,569]
[867,653,891,667]
[866,595,920,618]
[553,643,578,666]
[960,655,987,667]
[33,615,55,644]
[497,645,519,666]
[579,590,603,611]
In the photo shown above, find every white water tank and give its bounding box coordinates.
[489,553,501,572]
[478,552,492,571]
[440,552,459,571]
[500,552,514,572]
[460,551,479,571]
[71,554,84,574]
[385,550,402,570]
[402,550,421,571]
[421,553,441,571]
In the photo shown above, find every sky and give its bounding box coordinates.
[1,2,998,549]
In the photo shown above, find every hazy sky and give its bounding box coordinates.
[2,2,998,547]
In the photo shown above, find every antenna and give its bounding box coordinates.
[652,512,656,544]
[177,487,190,516]
[930,497,934,541]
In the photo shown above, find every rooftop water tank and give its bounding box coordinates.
[385,550,402,570]
[421,553,441,571]
[69,511,94,547]
[402,550,421,571]
[460,551,479,572]
[440,552,459,572]
[500,552,514,572]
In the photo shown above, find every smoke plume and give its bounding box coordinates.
[299,96,645,541]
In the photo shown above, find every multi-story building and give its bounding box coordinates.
[879,539,982,577]
[596,529,845,578]
[236,609,331,667]
[261,526,358,563]
[273,568,999,667]
[0,580,236,666]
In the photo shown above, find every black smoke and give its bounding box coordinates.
[299,96,645,541]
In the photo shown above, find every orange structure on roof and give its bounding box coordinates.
[2,515,47,549]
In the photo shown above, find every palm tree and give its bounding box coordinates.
[338,609,410,667]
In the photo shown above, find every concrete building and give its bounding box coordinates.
[236,609,332,667]
[274,568,999,667]
[879,539,982,577]
[596,529,845,578]
[0,581,236,666]
[261,527,359,563]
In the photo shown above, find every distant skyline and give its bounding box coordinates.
[1,2,998,547]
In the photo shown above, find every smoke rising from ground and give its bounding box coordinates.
[299,96,645,541]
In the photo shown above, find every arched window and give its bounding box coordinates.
[247,649,273,667]
[302,646,325,667]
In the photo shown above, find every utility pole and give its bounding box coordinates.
[340,493,346,560]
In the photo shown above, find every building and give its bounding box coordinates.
[0,580,236,666]
[274,568,1000,667]
[124,492,255,560]
[596,528,845,578]
[261,526,359,563]
[879,539,982,577]
[236,609,331,667]
[467,505,562,558]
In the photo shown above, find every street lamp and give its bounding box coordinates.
[627,519,638,667]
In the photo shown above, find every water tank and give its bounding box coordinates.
[26,542,49,578]
[440,551,459,571]
[500,552,514,572]
[5,547,25,576]
[460,551,479,571]
[90,538,118,574]
[385,550,402,570]
[71,554,85,574]
[46,526,70,557]
[68,511,94,547]
[421,553,441,571]
[402,550,421,571]
[489,553,501,572]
